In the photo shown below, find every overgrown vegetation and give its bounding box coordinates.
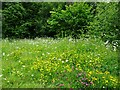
[47,2,93,38]
[88,2,119,42]
[2,38,119,88]
[1,2,120,88]
[2,2,120,42]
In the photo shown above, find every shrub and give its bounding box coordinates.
[47,2,93,38]
[88,2,119,42]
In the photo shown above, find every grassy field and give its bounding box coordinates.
[1,37,119,88]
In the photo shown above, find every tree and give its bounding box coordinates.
[2,2,27,38]
[47,2,93,38]
[88,2,119,42]
[2,2,67,38]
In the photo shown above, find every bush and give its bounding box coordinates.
[88,2,119,42]
[47,2,93,38]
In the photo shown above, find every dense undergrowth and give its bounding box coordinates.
[1,37,119,88]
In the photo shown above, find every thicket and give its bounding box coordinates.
[2,2,66,38]
[2,2,120,42]
[88,2,120,42]
[47,2,93,38]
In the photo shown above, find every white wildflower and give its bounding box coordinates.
[104,40,109,45]
[58,58,61,61]
[22,65,25,68]
[0,74,2,77]
[2,52,5,56]
[3,78,6,80]
[7,54,10,57]
[103,86,105,88]
[16,46,19,49]
[42,53,45,56]
[66,60,68,62]
[31,74,34,77]
[113,46,116,51]
[47,52,50,55]
[69,38,72,42]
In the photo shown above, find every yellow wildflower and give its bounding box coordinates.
[102,76,105,79]
[96,70,99,73]
[89,71,92,75]
[92,77,97,81]
[110,76,113,79]
[105,80,108,83]
[76,64,80,67]
[89,63,92,66]
[66,65,72,72]
[104,71,110,74]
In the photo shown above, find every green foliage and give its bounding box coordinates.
[2,3,26,38]
[88,2,119,42]
[2,38,118,88]
[47,3,93,38]
[2,2,119,40]
[2,2,62,38]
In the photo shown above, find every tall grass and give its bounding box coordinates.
[2,37,119,88]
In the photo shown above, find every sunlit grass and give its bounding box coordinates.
[2,37,119,88]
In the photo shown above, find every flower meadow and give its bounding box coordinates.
[1,37,119,88]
